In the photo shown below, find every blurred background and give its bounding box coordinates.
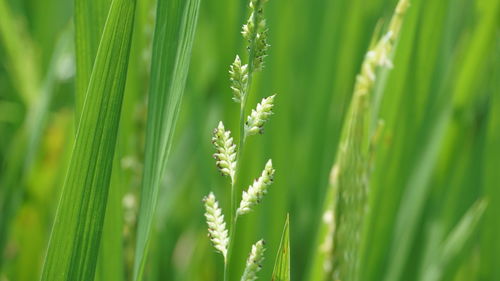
[0,0,499,280]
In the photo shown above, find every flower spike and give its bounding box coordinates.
[212,121,237,183]
[229,55,248,103]
[245,95,275,137]
[241,240,266,281]
[203,192,229,260]
[237,160,275,215]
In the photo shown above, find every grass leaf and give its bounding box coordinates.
[74,0,124,280]
[0,0,39,104]
[272,214,290,281]
[132,0,201,279]
[40,0,136,279]
[419,200,487,281]
[0,12,71,269]
[74,0,111,120]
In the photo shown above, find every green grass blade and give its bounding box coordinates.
[95,158,125,281]
[382,93,452,281]
[418,200,487,281]
[0,22,71,271]
[0,0,39,104]
[74,0,111,120]
[382,0,499,279]
[132,0,201,279]
[272,214,290,281]
[305,168,338,281]
[40,0,136,279]
[76,1,123,279]
[479,37,500,280]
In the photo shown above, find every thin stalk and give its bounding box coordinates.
[225,213,239,281]
[224,15,260,279]
[224,84,250,281]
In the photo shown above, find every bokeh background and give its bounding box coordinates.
[0,0,499,280]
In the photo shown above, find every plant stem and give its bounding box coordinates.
[224,92,248,281]
[224,3,261,279]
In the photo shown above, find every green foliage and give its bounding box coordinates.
[0,0,498,280]
[40,0,136,279]
[418,200,487,281]
[272,215,290,281]
[132,0,201,279]
[74,0,111,120]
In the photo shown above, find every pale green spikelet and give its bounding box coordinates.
[355,31,394,97]
[203,192,229,261]
[229,55,248,103]
[244,95,275,137]
[241,0,264,42]
[355,0,410,97]
[242,13,255,44]
[389,0,410,37]
[237,159,275,215]
[253,28,269,71]
[241,239,266,281]
[242,0,270,71]
[212,121,237,183]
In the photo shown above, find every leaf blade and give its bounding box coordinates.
[132,0,201,279]
[74,0,111,120]
[40,0,136,279]
[272,214,290,281]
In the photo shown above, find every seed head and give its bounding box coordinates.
[242,0,270,71]
[212,121,237,183]
[355,0,410,96]
[242,13,256,43]
[390,0,410,37]
[253,28,270,71]
[241,240,266,281]
[245,95,275,137]
[249,0,269,8]
[237,160,275,215]
[229,55,248,103]
[358,31,394,90]
[203,192,229,260]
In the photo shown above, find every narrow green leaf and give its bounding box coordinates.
[382,95,452,281]
[0,0,39,104]
[74,0,111,120]
[132,0,201,279]
[383,1,499,280]
[480,47,500,280]
[305,173,336,281]
[74,0,123,279]
[0,21,71,270]
[272,214,290,281]
[419,200,487,281]
[95,157,125,281]
[40,0,136,279]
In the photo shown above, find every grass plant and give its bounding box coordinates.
[202,1,283,280]
[0,0,498,280]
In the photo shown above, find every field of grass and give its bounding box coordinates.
[0,0,499,280]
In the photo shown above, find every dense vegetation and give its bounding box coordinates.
[0,0,498,280]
